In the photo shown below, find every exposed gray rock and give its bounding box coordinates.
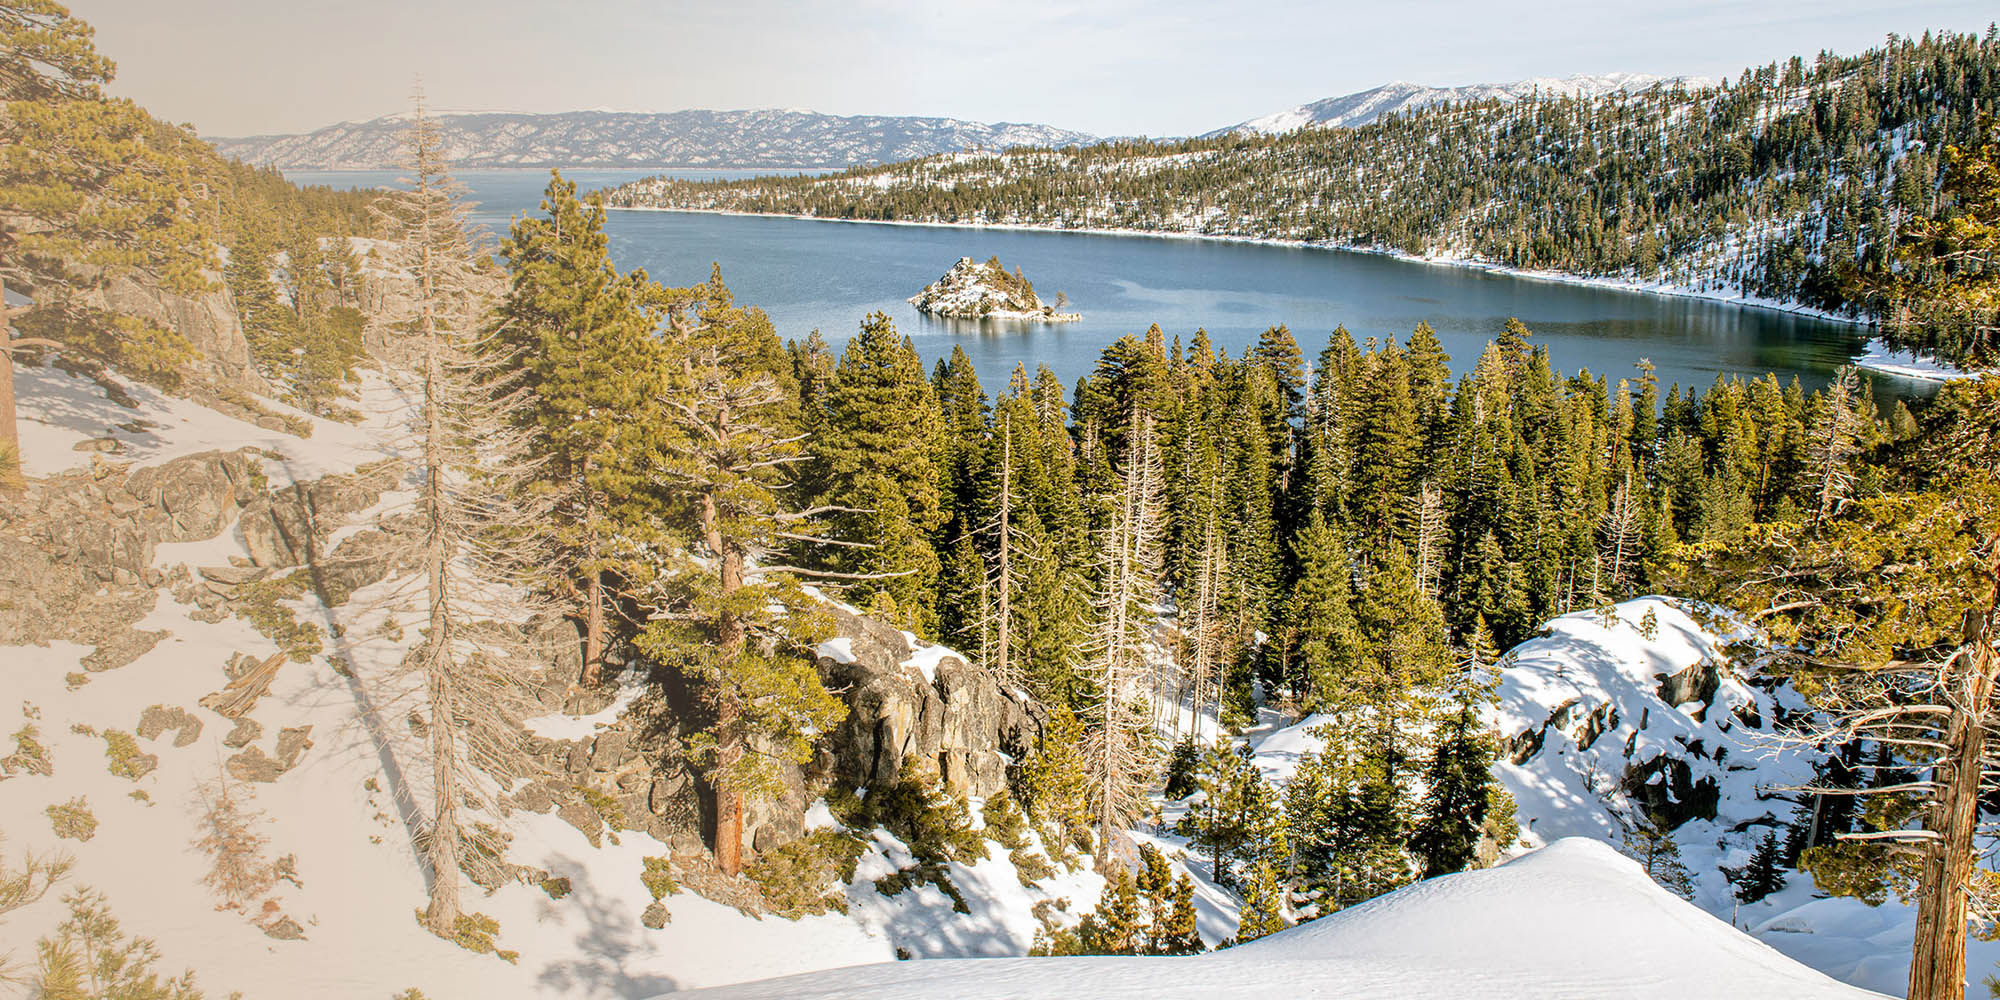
[815,605,1040,802]
[556,800,601,846]
[199,565,267,586]
[81,629,168,672]
[226,746,284,783]
[222,717,263,748]
[261,916,306,941]
[136,705,203,747]
[274,726,314,768]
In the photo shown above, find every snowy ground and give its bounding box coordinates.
[1851,338,1988,383]
[665,838,1883,1000]
[1,360,1977,998]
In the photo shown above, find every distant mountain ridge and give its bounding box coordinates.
[1204,73,1713,137]
[207,108,1101,170]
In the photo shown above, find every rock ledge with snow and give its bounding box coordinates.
[663,837,1885,1000]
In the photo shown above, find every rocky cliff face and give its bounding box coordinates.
[510,602,1046,863]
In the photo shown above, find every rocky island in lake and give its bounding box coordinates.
[909,255,1081,322]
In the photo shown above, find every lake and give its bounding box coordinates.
[288,169,1925,402]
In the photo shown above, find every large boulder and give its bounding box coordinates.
[815,605,1042,801]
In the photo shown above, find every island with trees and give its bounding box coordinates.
[909,256,1081,322]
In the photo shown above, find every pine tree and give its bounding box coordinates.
[1621,813,1694,900]
[494,170,667,688]
[1161,873,1204,954]
[30,889,203,999]
[636,272,844,877]
[808,312,946,633]
[1178,742,1283,888]
[1869,119,2000,368]
[1728,828,1789,904]
[1,0,214,462]
[1086,407,1165,866]
[1230,860,1289,945]
[1410,619,1504,877]
[1279,509,1360,712]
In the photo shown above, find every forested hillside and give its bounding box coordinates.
[609,31,1999,338]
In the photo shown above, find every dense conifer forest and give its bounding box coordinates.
[609,31,2000,351]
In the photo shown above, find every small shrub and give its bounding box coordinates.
[102,729,155,781]
[1163,738,1201,800]
[744,831,866,918]
[193,768,278,911]
[234,574,322,663]
[831,764,985,866]
[3,723,52,777]
[640,856,678,901]
[64,672,89,690]
[577,786,625,844]
[874,861,969,914]
[393,990,429,1000]
[46,798,97,842]
[31,889,204,998]
[129,790,152,805]
[417,910,515,963]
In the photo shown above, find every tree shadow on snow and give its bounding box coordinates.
[532,868,681,997]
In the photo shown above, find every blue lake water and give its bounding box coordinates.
[288,169,1925,401]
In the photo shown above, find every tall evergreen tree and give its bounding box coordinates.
[807,312,947,632]
[495,170,667,688]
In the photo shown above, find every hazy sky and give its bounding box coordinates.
[71,0,1997,138]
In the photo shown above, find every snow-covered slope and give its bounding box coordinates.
[665,838,1883,1000]
[0,361,1104,997]
[1205,74,1709,138]
[209,109,1100,170]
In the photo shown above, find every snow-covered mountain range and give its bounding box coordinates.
[207,109,1101,171]
[1204,73,1713,137]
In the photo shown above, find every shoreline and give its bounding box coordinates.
[606,204,1867,325]
[605,204,1986,383]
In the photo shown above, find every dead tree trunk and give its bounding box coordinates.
[1908,603,2000,1000]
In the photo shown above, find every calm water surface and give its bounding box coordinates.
[288,169,1929,402]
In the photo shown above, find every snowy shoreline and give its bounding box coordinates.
[608,206,1994,383]
[609,204,1869,322]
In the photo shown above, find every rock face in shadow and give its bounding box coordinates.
[516,603,1048,865]
[79,268,259,389]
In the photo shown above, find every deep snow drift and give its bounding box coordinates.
[666,838,1884,1000]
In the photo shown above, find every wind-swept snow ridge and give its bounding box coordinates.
[662,837,1884,1000]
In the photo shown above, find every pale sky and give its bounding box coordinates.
[70,0,1998,139]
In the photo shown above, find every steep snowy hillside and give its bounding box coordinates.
[0,361,1119,997]
[665,838,1884,1000]
[208,109,1100,170]
[1203,73,1707,137]
[1491,597,2000,998]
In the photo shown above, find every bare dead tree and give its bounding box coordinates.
[1087,407,1165,870]
[1411,480,1447,600]
[191,763,278,913]
[1807,365,1865,527]
[1597,469,1644,599]
[369,94,554,936]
